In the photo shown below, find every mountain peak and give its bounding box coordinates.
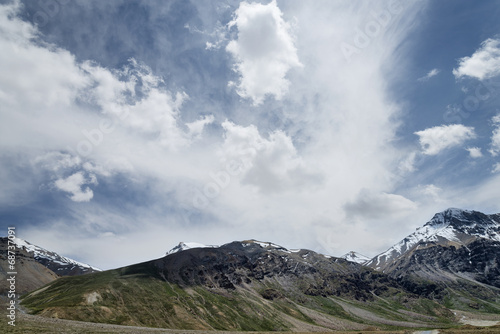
[240,239,291,251]
[166,242,217,255]
[426,208,499,229]
[7,237,100,275]
[427,208,471,224]
[367,208,500,271]
[341,251,371,264]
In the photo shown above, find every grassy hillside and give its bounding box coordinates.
[21,260,456,331]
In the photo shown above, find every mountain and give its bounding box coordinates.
[341,251,371,264]
[367,208,500,271]
[366,208,500,312]
[0,238,58,295]
[166,241,216,255]
[21,239,452,331]
[0,237,100,295]
[12,238,100,276]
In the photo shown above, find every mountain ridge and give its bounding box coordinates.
[365,208,500,312]
[366,208,500,271]
[0,237,101,295]
[21,238,454,331]
[13,207,500,330]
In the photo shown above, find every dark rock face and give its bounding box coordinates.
[153,241,404,301]
[0,237,99,284]
[0,238,58,294]
[391,239,500,287]
[367,209,500,303]
[30,251,99,276]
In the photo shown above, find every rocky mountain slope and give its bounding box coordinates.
[366,208,500,311]
[341,251,371,264]
[0,237,100,295]
[12,238,100,276]
[0,238,58,295]
[166,241,216,255]
[21,239,453,331]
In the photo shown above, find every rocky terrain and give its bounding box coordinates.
[366,209,500,311]
[10,208,500,331]
[20,239,453,331]
[0,237,100,295]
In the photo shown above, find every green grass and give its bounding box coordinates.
[21,268,296,331]
[19,263,484,332]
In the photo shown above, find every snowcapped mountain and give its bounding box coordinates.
[24,237,456,331]
[166,239,302,256]
[366,208,500,271]
[13,237,101,275]
[240,239,302,253]
[166,242,217,255]
[341,251,371,264]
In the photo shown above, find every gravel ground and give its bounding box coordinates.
[0,313,410,334]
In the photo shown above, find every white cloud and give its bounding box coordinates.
[226,0,301,105]
[399,151,418,173]
[466,147,483,158]
[33,152,82,171]
[492,163,500,174]
[81,60,212,151]
[0,1,460,268]
[415,124,476,155]
[54,172,97,202]
[417,68,440,82]
[419,184,442,201]
[186,115,215,141]
[453,38,500,80]
[489,114,500,156]
[220,121,321,193]
[344,189,418,220]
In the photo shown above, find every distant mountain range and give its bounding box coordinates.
[0,237,100,294]
[365,208,500,308]
[11,208,500,330]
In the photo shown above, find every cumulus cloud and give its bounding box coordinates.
[0,4,88,110]
[415,124,476,155]
[344,189,417,220]
[226,0,301,105]
[1,0,460,267]
[33,151,113,201]
[489,114,500,156]
[466,147,483,158]
[81,60,213,151]
[186,115,215,141]
[453,38,500,80]
[33,152,82,171]
[418,68,440,82]
[54,171,97,202]
[220,121,321,193]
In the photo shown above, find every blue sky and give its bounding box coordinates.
[1,0,500,269]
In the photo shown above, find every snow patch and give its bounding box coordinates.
[166,242,217,255]
[13,237,100,271]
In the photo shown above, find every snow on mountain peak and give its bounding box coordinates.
[166,242,217,255]
[427,208,470,225]
[241,239,290,251]
[367,209,500,270]
[13,237,100,272]
[341,251,371,264]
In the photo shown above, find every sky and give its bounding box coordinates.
[1,0,500,270]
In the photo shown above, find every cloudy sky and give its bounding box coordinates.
[1,0,500,269]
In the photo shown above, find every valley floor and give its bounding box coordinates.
[2,313,500,334]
